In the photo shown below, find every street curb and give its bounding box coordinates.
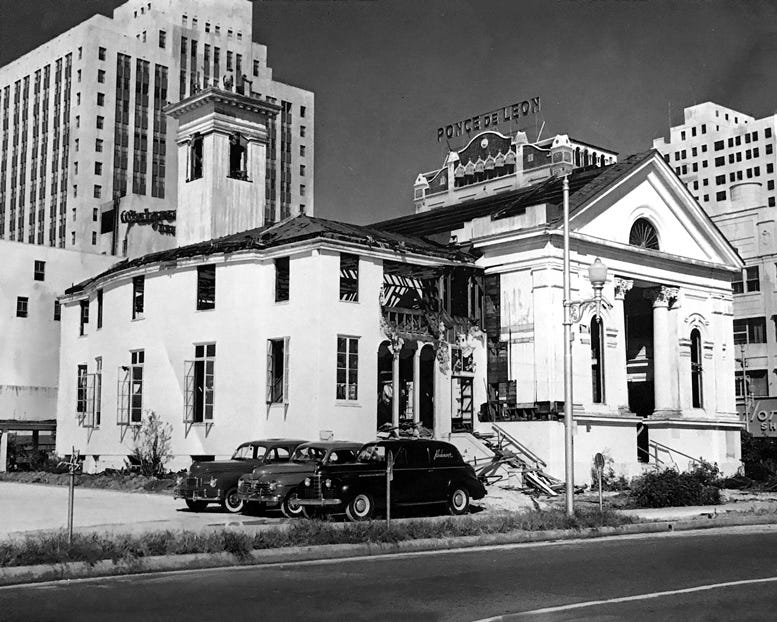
[1,513,776,587]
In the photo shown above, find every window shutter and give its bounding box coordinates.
[184,360,194,422]
[117,367,130,425]
[266,340,273,403]
[85,373,96,428]
[283,336,290,404]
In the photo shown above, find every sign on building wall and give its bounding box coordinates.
[746,398,777,437]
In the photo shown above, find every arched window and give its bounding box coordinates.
[591,317,605,403]
[691,329,703,407]
[629,218,660,250]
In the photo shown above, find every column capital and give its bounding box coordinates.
[645,286,679,308]
[614,278,634,300]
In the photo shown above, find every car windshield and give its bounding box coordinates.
[291,446,327,463]
[356,444,386,464]
[232,445,266,460]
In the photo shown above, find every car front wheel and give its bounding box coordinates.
[222,487,245,514]
[185,499,207,512]
[345,492,375,521]
[447,486,470,515]
[281,490,305,519]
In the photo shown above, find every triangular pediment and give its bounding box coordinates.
[565,152,742,268]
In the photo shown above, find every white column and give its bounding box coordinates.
[413,345,421,424]
[650,286,679,415]
[612,278,633,411]
[392,351,400,427]
[0,431,7,473]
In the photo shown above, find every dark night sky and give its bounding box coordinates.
[1,0,777,224]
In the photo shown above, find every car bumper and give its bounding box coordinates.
[236,492,282,506]
[173,487,222,502]
[297,498,342,508]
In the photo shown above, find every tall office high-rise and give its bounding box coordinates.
[0,0,314,255]
[653,102,777,408]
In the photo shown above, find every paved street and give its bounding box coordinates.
[2,526,776,621]
[0,482,283,538]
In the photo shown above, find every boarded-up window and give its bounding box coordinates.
[339,254,359,302]
[275,257,289,302]
[196,265,216,310]
[267,337,289,403]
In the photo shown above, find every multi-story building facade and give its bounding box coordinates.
[0,0,313,258]
[653,103,777,411]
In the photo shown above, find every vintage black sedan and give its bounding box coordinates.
[173,439,306,513]
[297,439,486,521]
[237,441,362,517]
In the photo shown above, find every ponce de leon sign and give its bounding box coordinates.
[437,96,542,143]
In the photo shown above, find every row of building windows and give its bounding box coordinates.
[74,254,359,334]
[181,14,243,40]
[75,334,359,428]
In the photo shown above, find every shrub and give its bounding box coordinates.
[741,432,777,481]
[130,411,173,477]
[630,467,721,508]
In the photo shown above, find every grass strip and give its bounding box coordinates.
[0,507,632,568]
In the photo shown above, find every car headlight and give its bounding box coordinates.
[324,479,332,488]
[208,477,218,488]
[304,477,311,486]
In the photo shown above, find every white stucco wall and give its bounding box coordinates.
[56,245,486,470]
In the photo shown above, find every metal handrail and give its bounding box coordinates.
[637,444,666,469]
[650,440,701,467]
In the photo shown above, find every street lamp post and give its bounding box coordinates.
[562,176,609,517]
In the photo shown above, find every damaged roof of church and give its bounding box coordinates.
[65,215,475,295]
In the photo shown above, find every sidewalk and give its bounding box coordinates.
[621,499,777,521]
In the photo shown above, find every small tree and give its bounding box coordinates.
[131,411,173,477]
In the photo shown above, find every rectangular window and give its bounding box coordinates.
[339,253,359,301]
[98,46,106,61]
[77,364,88,413]
[275,257,289,302]
[16,296,28,318]
[98,69,105,83]
[96,115,103,129]
[95,162,103,175]
[159,30,166,48]
[94,185,102,198]
[733,317,767,345]
[79,299,89,335]
[336,336,359,400]
[129,350,144,424]
[714,156,725,166]
[716,190,727,201]
[96,138,103,152]
[196,265,216,310]
[736,369,769,399]
[300,105,306,118]
[732,267,760,294]
[300,125,306,138]
[253,60,259,77]
[34,259,45,281]
[226,51,233,71]
[97,92,105,106]
[132,275,145,319]
[300,145,306,157]
[54,300,61,321]
[300,164,305,176]
[97,289,103,328]
[185,344,216,423]
[715,174,726,185]
[714,140,724,151]
[266,337,290,403]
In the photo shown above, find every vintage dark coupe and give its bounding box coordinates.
[237,441,362,517]
[297,439,486,521]
[173,439,305,513]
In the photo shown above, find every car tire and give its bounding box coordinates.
[447,486,470,515]
[185,499,207,512]
[281,490,305,519]
[222,487,245,514]
[345,492,375,522]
